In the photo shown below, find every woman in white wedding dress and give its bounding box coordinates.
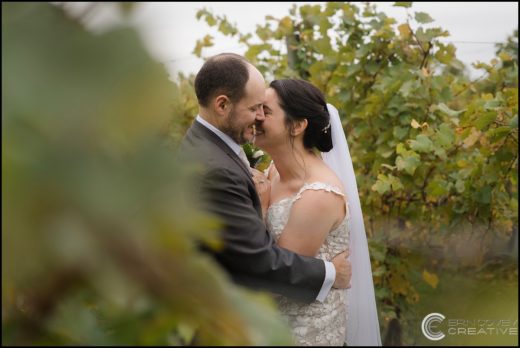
[253,79,381,346]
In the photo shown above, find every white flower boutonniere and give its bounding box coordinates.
[242,144,270,170]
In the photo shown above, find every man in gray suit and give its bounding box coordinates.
[181,53,351,303]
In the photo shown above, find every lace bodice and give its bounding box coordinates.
[266,182,350,346]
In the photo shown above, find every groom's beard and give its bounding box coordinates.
[222,107,249,145]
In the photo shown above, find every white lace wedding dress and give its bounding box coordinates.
[266,182,351,346]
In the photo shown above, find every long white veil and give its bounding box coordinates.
[321,104,382,346]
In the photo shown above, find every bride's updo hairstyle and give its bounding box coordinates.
[269,79,333,152]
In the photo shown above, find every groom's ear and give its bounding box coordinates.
[291,118,308,136]
[214,95,231,116]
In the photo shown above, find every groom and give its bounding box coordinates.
[180,53,351,303]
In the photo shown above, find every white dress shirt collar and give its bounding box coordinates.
[196,115,242,156]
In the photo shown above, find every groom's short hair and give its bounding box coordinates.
[195,53,250,107]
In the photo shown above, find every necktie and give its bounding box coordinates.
[238,148,251,168]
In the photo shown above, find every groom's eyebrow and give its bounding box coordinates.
[263,105,272,112]
[250,103,263,110]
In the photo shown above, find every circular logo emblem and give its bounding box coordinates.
[421,313,446,341]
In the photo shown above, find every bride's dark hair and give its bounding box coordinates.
[269,79,333,152]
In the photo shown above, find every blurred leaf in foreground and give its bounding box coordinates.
[2,2,292,345]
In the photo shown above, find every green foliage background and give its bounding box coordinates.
[189,2,518,345]
[3,1,518,346]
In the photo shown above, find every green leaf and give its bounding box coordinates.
[255,26,273,41]
[474,111,497,130]
[394,2,412,8]
[435,43,456,64]
[396,153,421,175]
[245,43,271,62]
[372,265,387,277]
[487,126,511,142]
[379,147,395,158]
[510,115,518,128]
[314,37,331,52]
[426,178,449,198]
[388,174,404,191]
[205,14,217,27]
[415,27,433,42]
[438,86,453,102]
[192,35,214,57]
[393,126,408,140]
[409,134,433,153]
[177,323,196,344]
[365,61,380,75]
[436,123,455,148]
[399,80,416,97]
[195,9,206,20]
[436,103,464,117]
[484,99,501,110]
[455,179,465,193]
[218,19,238,36]
[372,174,391,194]
[396,143,407,155]
[278,16,293,35]
[415,12,434,24]
[375,287,391,300]
[434,147,447,160]
[476,186,492,204]
[498,50,513,61]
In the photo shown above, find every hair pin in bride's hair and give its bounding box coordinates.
[322,122,331,133]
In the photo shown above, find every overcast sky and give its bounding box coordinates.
[82,2,518,79]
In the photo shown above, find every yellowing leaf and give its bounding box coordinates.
[279,16,293,33]
[457,159,468,168]
[482,93,494,101]
[411,119,421,128]
[422,269,439,289]
[398,23,411,38]
[463,129,482,148]
[499,50,513,61]
[389,274,408,295]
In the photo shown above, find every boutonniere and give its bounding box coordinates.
[242,143,271,171]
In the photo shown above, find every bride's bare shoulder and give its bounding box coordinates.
[310,161,345,193]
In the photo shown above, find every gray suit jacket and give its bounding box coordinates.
[180,120,326,303]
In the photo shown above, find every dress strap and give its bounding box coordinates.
[294,182,345,201]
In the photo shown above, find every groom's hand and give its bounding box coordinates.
[331,250,351,289]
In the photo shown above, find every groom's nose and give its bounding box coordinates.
[255,106,265,121]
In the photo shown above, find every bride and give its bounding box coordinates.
[252,79,381,346]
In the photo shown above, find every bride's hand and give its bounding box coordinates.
[251,168,270,216]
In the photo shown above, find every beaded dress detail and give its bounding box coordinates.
[266,182,350,346]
